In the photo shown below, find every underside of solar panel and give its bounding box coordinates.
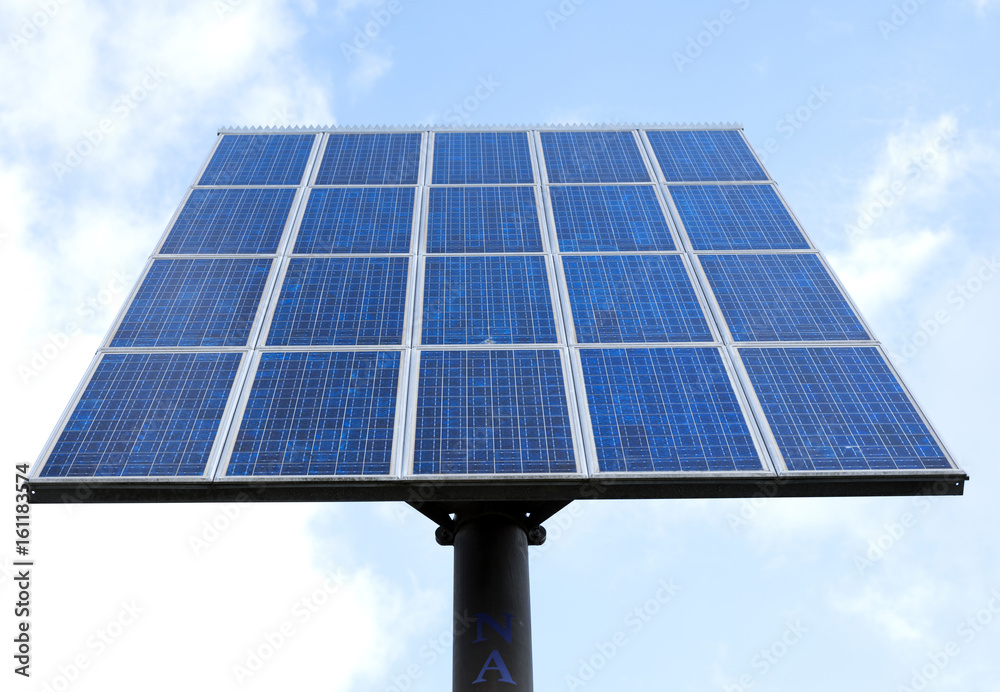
[27,126,967,503]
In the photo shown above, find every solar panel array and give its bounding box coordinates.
[31,127,962,494]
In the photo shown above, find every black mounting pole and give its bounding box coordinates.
[408,500,569,691]
[452,511,533,691]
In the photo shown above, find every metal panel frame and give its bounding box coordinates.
[535,129,655,185]
[691,251,879,345]
[544,183,680,255]
[555,252,719,346]
[195,132,320,188]
[420,185,548,255]
[401,346,588,480]
[641,128,772,184]
[215,348,410,480]
[99,255,280,351]
[29,350,252,483]
[570,344,775,479]
[662,182,817,253]
[728,342,965,476]
[427,130,537,186]
[414,253,565,348]
[254,254,416,349]
[308,131,425,188]
[285,185,421,255]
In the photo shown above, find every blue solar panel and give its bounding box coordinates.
[294,187,414,254]
[426,187,543,253]
[668,184,809,250]
[562,255,712,343]
[549,185,675,252]
[315,133,421,185]
[579,347,762,472]
[227,351,401,476]
[109,258,271,348]
[421,256,557,345]
[432,132,534,184]
[647,130,768,182]
[267,257,408,346]
[740,347,951,471]
[40,352,242,478]
[160,188,296,255]
[699,254,869,342]
[198,134,314,186]
[413,349,576,474]
[541,131,650,183]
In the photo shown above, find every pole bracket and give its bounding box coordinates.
[407,500,572,546]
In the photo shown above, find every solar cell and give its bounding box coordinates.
[39,352,242,477]
[266,257,409,346]
[198,134,315,186]
[160,188,296,255]
[548,185,675,252]
[739,346,952,471]
[293,187,414,254]
[421,256,557,345]
[412,349,576,474]
[562,255,712,343]
[426,186,543,253]
[110,258,271,348]
[541,131,650,183]
[668,184,810,250]
[315,133,421,185]
[227,351,401,476]
[432,132,534,184]
[699,254,869,342]
[646,130,768,182]
[579,347,762,472]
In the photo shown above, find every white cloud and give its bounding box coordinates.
[827,114,985,319]
[833,580,937,643]
[0,3,362,691]
[23,504,409,692]
[349,48,394,95]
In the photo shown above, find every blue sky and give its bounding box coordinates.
[2,1,999,690]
